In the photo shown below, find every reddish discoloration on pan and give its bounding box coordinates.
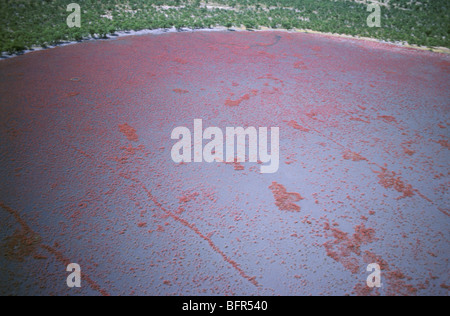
[0,31,448,295]
[269,182,304,212]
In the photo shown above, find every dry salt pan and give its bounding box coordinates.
[171,119,280,173]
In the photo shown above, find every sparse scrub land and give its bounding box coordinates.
[0,0,449,55]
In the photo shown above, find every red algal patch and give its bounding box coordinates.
[363,251,389,270]
[119,123,139,142]
[178,192,200,203]
[343,150,367,162]
[173,88,189,94]
[137,222,147,228]
[285,155,297,165]
[322,222,376,274]
[66,92,79,97]
[386,270,418,296]
[174,57,188,64]
[287,120,310,132]
[225,93,251,107]
[0,228,42,262]
[403,147,416,156]
[374,167,415,199]
[113,144,145,165]
[349,117,370,124]
[378,115,398,123]
[357,105,367,111]
[294,61,307,70]
[320,218,420,295]
[354,266,420,296]
[269,182,303,212]
[224,159,245,171]
[434,139,450,149]
[33,254,48,260]
[352,283,380,296]
[121,144,144,156]
[353,224,376,249]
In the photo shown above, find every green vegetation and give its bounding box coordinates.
[0,0,449,55]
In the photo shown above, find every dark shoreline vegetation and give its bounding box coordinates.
[0,0,449,55]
